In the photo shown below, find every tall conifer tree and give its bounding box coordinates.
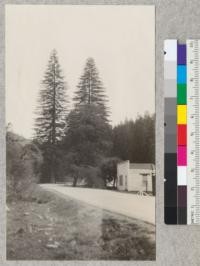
[65,57,112,186]
[34,49,68,182]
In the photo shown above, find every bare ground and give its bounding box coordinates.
[7,187,155,260]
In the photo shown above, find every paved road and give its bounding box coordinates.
[40,184,155,224]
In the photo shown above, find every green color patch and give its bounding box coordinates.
[177,84,187,104]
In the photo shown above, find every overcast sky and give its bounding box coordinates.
[6,5,155,139]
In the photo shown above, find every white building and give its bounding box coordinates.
[117,160,155,193]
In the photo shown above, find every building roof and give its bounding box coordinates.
[129,163,155,170]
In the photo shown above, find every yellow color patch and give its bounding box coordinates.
[177,105,187,124]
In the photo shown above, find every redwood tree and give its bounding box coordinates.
[34,49,68,183]
[64,57,112,187]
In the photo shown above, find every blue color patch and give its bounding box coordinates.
[177,65,186,84]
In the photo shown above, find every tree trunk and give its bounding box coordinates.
[113,176,116,188]
[73,176,78,187]
[51,59,56,183]
[50,157,56,183]
[152,174,156,196]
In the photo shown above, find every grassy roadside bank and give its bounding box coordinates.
[7,186,155,260]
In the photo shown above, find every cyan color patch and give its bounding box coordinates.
[177,65,186,84]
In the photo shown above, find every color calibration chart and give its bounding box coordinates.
[164,40,200,225]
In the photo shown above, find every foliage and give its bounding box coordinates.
[34,49,68,182]
[112,113,155,164]
[65,104,112,165]
[68,164,104,188]
[73,57,109,120]
[100,157,121,187]
[6,130,43,201]
[34,49,68,143]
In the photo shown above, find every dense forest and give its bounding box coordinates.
[6,50,155,198]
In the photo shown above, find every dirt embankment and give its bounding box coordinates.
[7,187,155,260]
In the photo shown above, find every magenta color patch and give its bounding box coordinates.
[177,146,187,165]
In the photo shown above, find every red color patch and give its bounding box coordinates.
[177,125,187,146]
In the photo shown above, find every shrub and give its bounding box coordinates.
[6,131,43,202]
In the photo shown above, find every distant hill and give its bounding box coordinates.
[6,130,32,147]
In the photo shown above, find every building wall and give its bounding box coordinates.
[117,161,129,191]
[128,169,153,192]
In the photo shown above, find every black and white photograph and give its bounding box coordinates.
[6,5,155,260]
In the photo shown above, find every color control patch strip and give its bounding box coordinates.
[164,40,177,224]
[177,44,187,224]
[164,40,200,224]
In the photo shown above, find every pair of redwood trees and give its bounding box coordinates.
[34,50,111,184]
